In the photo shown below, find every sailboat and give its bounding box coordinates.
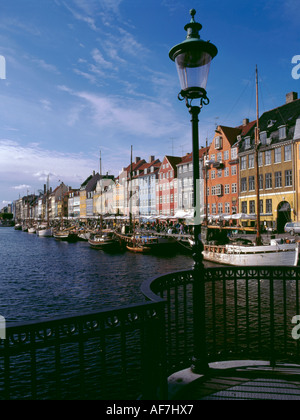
[202,66,299,266]
[36,176,53,237]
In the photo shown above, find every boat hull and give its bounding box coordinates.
[37,228,53,237]
[203,243,299,266]
[126,245,152,253]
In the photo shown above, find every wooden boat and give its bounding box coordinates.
[88,231,119,250]
[126,244,152,253]
[53,230,78,242]
[36,226,53,237]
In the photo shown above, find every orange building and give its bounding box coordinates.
[206,122,254,221]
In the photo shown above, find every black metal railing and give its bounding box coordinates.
[0,301,167,400]
[141,266,300,376]
[1,266,300,400]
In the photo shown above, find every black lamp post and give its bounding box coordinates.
[169,9,217,373]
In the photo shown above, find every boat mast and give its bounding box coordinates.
[255,65,262,245]
[100,150,103,231]
[129,145,133,232]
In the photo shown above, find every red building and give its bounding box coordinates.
[156,156,181,217]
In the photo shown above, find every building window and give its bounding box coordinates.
[212,203,216,214]
[224,167,229,177]
[224,150,229,160]
[211,170,216,179]
[231,165,237,176]
[241,201,247,213]
[231,148,237,160]
[266,199,272,213]
[225,202,230,214]
[248,154,254,168]
[217,169,222,177]
[240,156,247,170]
[244,136,251,149]
[241,177,247,192]
[275,171,282,188]
[249,176,255,191]
[232,183,237,193]
[260,131,267,145]
[217,152,222,162]
[218,203,223,214]
[274,147,281,163]
[259,174,263,190]
[279,125,286,140]
[225,184,230,194]
[265,150,271,165]
[249,200,255,214]
[265,173,272,189]
[258,152,263,167]
[284,144,292,161]
[285,169,293,186]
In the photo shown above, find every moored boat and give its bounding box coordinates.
[88,231,119,250]
[202,239,299,266]
[126,244,152,253]
[36,225,53,237]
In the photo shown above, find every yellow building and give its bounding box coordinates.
[238,92,300,232]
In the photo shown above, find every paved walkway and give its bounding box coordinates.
[168,361,300,400]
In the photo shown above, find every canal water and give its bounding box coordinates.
[0,227,203,323]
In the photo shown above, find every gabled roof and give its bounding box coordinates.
[81,173,101,192]
[218,126,242,146]
[236,120,256,137]
[178,147,209,165]
[164,155,182,169]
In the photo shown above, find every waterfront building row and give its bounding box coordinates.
[11,91,300,232]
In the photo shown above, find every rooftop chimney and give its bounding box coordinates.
[135,157,140,163]
[286,92,298,104]
[243,118,249,126]
[149,155,155,163]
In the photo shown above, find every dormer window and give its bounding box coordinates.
[260,131,267,145]
[267,119,276,128]
[244,136,251,149]
[279,125,286,140]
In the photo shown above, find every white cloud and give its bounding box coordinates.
[12,184,31,190]
[0,140,95,190]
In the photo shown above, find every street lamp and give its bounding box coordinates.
[169,9,217,373]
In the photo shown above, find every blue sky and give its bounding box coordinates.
[1,0,300,207]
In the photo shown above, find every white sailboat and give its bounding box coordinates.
[202,66,299,266]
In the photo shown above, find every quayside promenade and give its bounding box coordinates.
[1,265,300,400]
